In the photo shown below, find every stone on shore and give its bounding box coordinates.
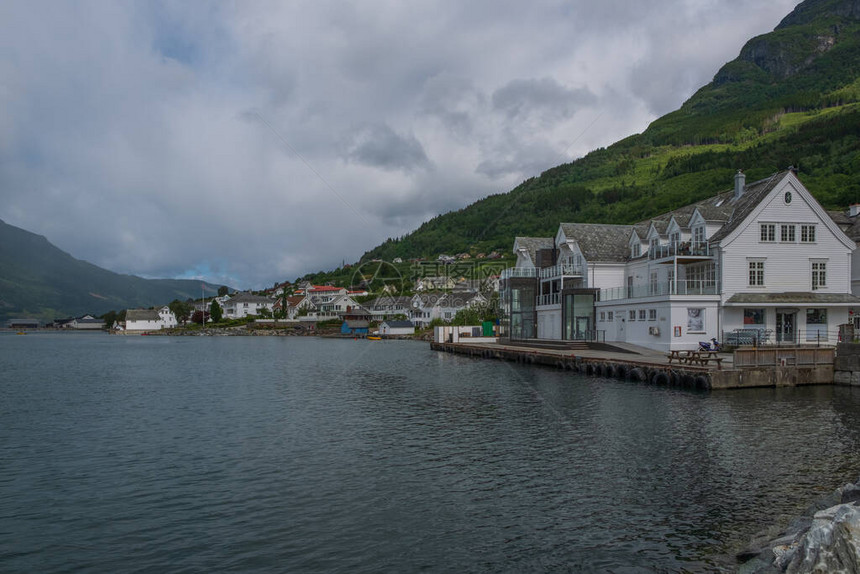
[738,479,860,573]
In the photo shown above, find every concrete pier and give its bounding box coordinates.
[430,341,835,390]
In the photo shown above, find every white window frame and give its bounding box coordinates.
[801,225,816,243]
[748,259,765,287]
[760,223,775,242]
[780,224,795,243]
[812,260,827,290]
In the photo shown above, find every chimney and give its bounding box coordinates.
[734,169,745,199]
[850,204,860,218]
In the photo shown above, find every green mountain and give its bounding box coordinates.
[0,218,224,323]
[360,0,860,263]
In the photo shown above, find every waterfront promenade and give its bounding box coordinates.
[431,339,835,390]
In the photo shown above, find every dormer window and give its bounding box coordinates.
[632,243,641,258]
[669,232,680,246]
[693,226,705,246]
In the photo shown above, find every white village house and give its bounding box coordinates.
[223,292,274,319]
[125,306,178,332]
[501,170,860,352]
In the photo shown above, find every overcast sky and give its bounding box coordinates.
[1,0,799,289]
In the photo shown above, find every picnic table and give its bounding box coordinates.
[667,350,723,369]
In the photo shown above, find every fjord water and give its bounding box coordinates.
[3,334,860,573]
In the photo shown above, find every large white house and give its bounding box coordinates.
[223,292,274,319]
[501,170,860,351]
[125,306,178,332]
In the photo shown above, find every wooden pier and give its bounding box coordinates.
[430,341,835,390]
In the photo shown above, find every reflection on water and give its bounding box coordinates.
[2,333,860,572]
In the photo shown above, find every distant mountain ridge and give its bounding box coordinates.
[356,0,860,266]
[0,218,223,323]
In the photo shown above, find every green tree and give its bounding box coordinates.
[168,299,192,325]
[210,299,223,323]
[218,285,229,297]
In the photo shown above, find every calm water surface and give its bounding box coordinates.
[2,333,860,573]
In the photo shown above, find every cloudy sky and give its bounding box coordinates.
[1,0,799,289]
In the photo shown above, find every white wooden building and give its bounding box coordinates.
[502,170,860,351]
[223,293,274,319]
[125,306,177,332]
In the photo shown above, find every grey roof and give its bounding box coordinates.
[707,172,788,243]
[514,236,554,264]
[344,320,369,328]
[382,320,414,328]
[559,223,634,262]
[126,309,161,321]
[650,219,670,235]
[725,292,860,305]
[828,209,860,241]
[227,292,272,304]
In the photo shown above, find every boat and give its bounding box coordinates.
[367,336,382,341]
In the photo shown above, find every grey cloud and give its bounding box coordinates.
[0,0,801,288]
[492,77,597,124]
[343,123,431,172]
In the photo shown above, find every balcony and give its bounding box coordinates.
[501,267,538,280]
[536,293,561,306]
[600,279,720,302]
[539,263,584,279]
[649,242,713,261]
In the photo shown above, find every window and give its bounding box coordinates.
[743,308,765,326]
[812,261,827,290]
[649,271,658,295]
[760,223,775,242]
[599,311,605,322]
[629,310,636,321]
[649,238,659,254]
[649,309,657,321]
[780,224,795,242]
[806,308,827,341]
[669,231,680,246]
[638,309,646,321]
[667,268,675,294]
[607,311,614,321]
[632,243,641,258]
[801,225,816,243]
[749,260,764,286]
[693,226,705,246]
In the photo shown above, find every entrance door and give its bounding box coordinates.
[575,316,590,340]
[776,312,795,343]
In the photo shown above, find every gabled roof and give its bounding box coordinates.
[559,223,633,263]
[514,236,553,264]
[227,292,272,304]
[126,309,160,321]
[707,172,787,243]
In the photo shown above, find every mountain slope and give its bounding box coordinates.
[358,0,860,264]
[0,219,223,323]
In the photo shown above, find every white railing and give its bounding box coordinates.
[600,280,720,301]
[539,263,584,279]
[649,242,712,260]
[537,293,561,306]
[501,267,539,279]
